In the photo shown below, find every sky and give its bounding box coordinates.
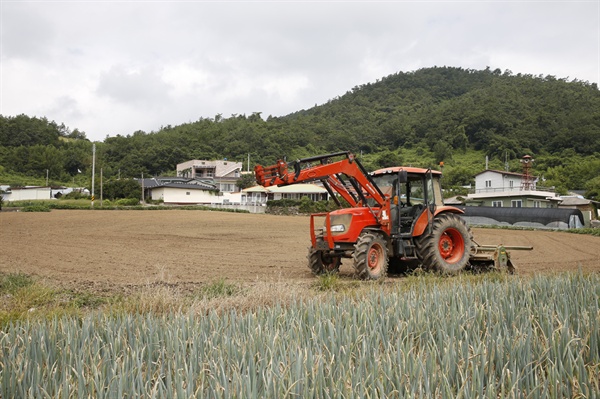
[1,0,599,142]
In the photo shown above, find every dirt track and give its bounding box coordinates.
[1,210,599,288]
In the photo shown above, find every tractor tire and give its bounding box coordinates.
[415,213,473,274]
[308,246,341,275]
[353,232,388,280]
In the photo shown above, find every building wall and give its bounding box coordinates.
[475,171,524,193]
[176,160,242,180]
[480,196,554,208]
[151,187,218,204]
[4,187,52,201]
[272,193,328,201]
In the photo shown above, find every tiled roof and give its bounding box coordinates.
[138,178,217,191]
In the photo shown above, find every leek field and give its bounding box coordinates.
[1,273,599,398]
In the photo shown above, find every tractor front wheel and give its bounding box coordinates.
[308,246,341,275]
[353,233,388,280]
[415,213,473,274]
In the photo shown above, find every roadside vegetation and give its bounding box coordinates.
[2,198,249,213]
[1,271,598,397]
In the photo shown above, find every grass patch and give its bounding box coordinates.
[4,199,250,213]
[20,204,51,212]
[0,272,34,293]
[566,227,600,237]
[0,273,111,328]
[198,278,242,299]
[313,273,342,291]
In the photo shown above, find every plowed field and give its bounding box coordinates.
[1,210,599,288]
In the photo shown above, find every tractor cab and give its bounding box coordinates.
[370,167,444,236]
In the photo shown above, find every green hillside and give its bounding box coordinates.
[1,67,599,198]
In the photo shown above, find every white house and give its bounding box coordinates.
[140,177,220,205]
[467,169,560,208]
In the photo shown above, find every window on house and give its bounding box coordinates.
[492,201,503,207]
[220,183,235,192]
[533,200,541,208]
[511,200,522,208]
[485,180,492,188]
[186,192,190,195]
[509,180,514,188]
[206,170,214,177]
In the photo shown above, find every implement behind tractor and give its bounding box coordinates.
[255,151,531,279]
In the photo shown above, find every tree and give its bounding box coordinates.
[236,173,257,190]
[584,176,600,201]
[102,179,142,200]
[433,142,453,164]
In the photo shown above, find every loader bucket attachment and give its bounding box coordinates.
[255,161,287,186]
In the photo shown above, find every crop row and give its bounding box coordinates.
[1,273,599,398]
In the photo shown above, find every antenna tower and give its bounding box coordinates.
[520,155,535,190]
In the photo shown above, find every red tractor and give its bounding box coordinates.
[256,152,526,279]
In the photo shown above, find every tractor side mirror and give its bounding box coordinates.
[397,170,408,184]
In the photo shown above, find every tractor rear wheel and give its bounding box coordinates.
[415,213,472,274]
[353,232,388,280]
[308,246,341,275]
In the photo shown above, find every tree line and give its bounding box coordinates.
[1,67,599,198]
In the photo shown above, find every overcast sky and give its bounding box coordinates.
[1,0,599,142]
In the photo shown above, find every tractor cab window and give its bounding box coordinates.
[431,177,444,206]
[370,173,396,197]
[406,176,425,206]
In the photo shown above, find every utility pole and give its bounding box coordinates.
[91,143,96,208]
[141,172,144,204]
[100,168,103,207]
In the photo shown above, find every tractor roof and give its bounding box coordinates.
[371,166,443,176]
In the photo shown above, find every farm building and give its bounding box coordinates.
[1,186,53,201]
[557,196,599,226]
[458,206,585,229]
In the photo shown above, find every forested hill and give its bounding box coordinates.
[281,67,600,158]
[1,67,599,196]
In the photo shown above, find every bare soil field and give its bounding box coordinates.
[1,210,599,289]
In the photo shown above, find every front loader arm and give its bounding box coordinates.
[255,152,387,208]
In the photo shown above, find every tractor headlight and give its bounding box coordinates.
[329,214,352,236]
[330,224,345,232]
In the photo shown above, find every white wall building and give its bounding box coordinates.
[467,169,560,208]
[2,186,53,201]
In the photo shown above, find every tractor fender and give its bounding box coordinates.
[412,206,465,237]
[360,227,389,240]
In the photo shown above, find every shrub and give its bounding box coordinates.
[62,191,89,200]
[21,204,51,212]
[115,198,140,206]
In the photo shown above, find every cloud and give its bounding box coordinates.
[1,2,56,61]
[97,65,172,106]
[1,1,598,141]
